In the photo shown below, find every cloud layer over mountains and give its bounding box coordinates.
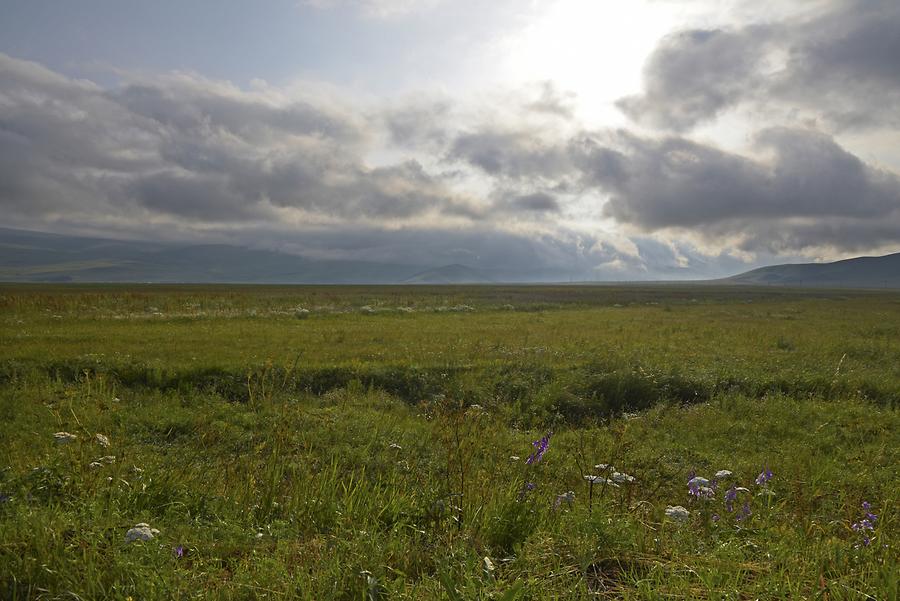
[1,0,898,279]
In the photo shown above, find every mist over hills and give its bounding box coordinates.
[0,228,422,284]
[1,227,898,287]
[724,253,900,289]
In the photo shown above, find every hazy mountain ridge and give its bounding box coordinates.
[724,253,900,289]
[0,228,423,284]
[2,228,898,287]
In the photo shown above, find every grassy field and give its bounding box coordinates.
[0,284,897,599]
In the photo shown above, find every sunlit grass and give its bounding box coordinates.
[0,285,897,599]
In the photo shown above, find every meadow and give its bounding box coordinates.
[0,284,897,599]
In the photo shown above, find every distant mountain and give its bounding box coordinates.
[403,264,494,284]
[0,227,424,284]
[724,252,900,289]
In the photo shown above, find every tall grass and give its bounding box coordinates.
[0,285,897,598]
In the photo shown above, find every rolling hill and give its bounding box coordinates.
[0,228,423,284]
[724,252,900,289]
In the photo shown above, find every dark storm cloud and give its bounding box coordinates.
[620,0,900,131]
[489,190,561,215]
[508,192,560,212]
[382,98,452,148]
[617,26,773,131]
[448,130,571,179]
[0,53,476,228]
[596,127,900,251]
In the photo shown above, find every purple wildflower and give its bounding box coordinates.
[755,466,774,486]
[525,433,551,465]
[736,501,752,521]
[851,500,878,541]
[518,481,536,500]
[712,513,720,522]
[174,545,185,558]
[724,485,737,512]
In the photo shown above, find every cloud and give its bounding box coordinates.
[299,0,443,19]
[448,129,571,180]
[2,44,899,281]
[595,127,900,253]
[0,52,482,231]
[620,0,900,131]
[617,26,774,131]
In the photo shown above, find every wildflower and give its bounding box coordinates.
[688,476,710,488]
[388,443,402,450]
[53,432,77,445]
[583,474,603,483]
[852,501,878,547]
[714,470,733,480]
[509,456,520,462]
[174,545,186,558]
[593,463,612,472]
[688,475,714,499]
[518,482,536,500]
[611,471,635,484]
[736,501,752,521]
[95,433,110,448]
[88,461,103,470]
[554,490,575,509]
[482,556,495,576]
[755,466,774,486]
[98,455,116,464]
[665,505,691,522]
[712,513,720,522]
[725,486,738,512]
[525,433,551,465]
[125,523,159,543]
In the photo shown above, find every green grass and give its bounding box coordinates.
[0,284,897,599]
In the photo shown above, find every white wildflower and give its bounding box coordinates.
[88,461,103,470]
[584,474,603,483]
[482,556,495,575]
[594,463,612,471]
[98,455,116,464]
[735,486,750,493]
[294,308,310,319]
[388,443,402,450]
[688,476,710,488]
[665,505,691,522]
[509,456,520,462]
[715,470,733,479]
[53,432,77,445]
[555,490,576,508]
[125,523,159,543]
[94,433,110,447]
[611,471,636,484]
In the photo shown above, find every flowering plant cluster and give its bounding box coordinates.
[525,433,551,465]
[669,466,774,525]
[851,501,878,548]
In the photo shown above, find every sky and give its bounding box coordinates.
[1,0,899,280]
